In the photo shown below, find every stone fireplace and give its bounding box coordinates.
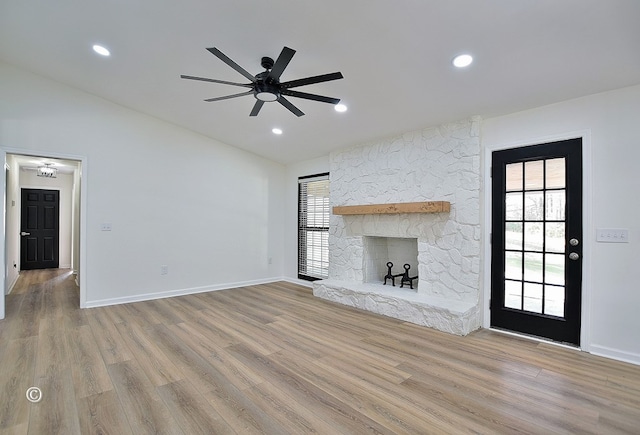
[312,117,482,335]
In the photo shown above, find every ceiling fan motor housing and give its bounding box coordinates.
[261,56,275,70]
[254,70,280,101]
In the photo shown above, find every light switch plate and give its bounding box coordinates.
[596,228,629,243]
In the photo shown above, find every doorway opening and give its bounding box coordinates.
[2,151,85,319]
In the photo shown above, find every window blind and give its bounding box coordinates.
[298,173,330,280]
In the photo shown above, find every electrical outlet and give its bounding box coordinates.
[596,228,629,243]
[100,223,112,231]
[160,265,169,275]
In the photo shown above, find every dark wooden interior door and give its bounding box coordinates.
[491,138,583,345]
[21,188,60,270]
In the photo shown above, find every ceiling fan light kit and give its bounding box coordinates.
[255,81,280,102]
[181,46,344,117]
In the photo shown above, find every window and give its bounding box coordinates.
[298,173,330,280]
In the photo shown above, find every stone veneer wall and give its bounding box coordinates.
[316,117,482,334]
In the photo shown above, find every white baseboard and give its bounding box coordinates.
[84,277,289,308]
[490,328,640,366]
[6,273,19,295]
[279,276,314,288]
[589,344,640,366]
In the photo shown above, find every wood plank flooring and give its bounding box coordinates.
[1,269,639,434]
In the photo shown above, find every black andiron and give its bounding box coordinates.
[383,262,404,286]
[399,263,418,289]
[384,262,418,289]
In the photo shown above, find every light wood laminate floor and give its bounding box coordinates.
[1,269,639,434]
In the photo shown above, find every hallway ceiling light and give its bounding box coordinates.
[37,163,57,178]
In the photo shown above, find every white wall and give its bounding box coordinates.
[482,84,640,364]
[0,61,286,307]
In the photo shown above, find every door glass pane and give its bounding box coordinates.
[506,163,523,191]
[523,283,543,313]
[505,252,522,280]
[505,222,522,250]
[524,252,543,282]
[505,192,523,220]
[524,161,544,190]
[544,285,565,317]
[504,280,522,309]
[545,190,566,221]
[524,222,544,251]
[545,253,565,285]
[524,192,544,221]
[546,158,565,189]
[545,223,565,253]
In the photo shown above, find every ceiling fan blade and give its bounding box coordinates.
[267,46,296,81]
[206,47,256,82]
[204,90,253,102]
[280,89,340,105]
[250,100,264,116]
[278,96,305,117]
[181,75,253,88]
[280,72,344,89]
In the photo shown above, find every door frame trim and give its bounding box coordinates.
[482,130,593,351]
[1,147,88,319]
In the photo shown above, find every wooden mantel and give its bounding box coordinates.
[332,201,450,215]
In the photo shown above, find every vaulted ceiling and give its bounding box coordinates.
[2,1,639,164]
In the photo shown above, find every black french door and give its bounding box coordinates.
[491,138,582,345]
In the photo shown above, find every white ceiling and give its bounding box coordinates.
[2,1,639,165]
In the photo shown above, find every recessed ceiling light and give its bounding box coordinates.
[452,54,473,68]
[335,103,348,113]
[272,128,283,135]
[92,44,110,57]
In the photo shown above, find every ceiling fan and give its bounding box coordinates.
[181,46,343,117]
